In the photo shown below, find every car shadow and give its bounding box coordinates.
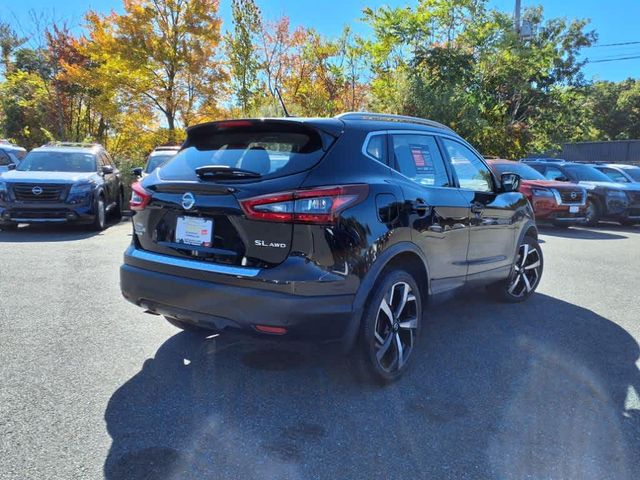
[538,226,630,240]
[104,293,640,480]
[0,217,127,242]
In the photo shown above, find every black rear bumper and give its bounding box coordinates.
[120,262,357,343]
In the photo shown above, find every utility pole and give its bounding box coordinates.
[514,0,521,35]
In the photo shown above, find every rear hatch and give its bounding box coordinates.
[134,119,341,269]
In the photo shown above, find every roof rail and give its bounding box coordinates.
[153,145,181,151]
[335,112,454,133]
[44,141,103,148]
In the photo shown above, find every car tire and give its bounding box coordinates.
[164,316,218,335]
[0,222,18,231]
[357,269,422,384]
[114,189,124,221]
[585,199,601,226]
[91,196,107,231]
[494,236,543,303]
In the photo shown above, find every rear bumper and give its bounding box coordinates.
[120,250,357,343]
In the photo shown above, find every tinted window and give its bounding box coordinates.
[543,166,566,181]
[146,154,176,173]
[599,167,629,183]
[17,151,97,172]
[0,150,11,166]
[622,166,640,182]
[391,134,449,187]
[442,139,492,192]
[564,164,612,182]
[490,162,546,180]
[365,135,386,163]
[160,124,327,181]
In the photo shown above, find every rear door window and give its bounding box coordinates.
[390,134,450,187]
[160,122,331,181]
[364,134,387,163]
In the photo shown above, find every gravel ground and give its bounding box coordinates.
[1,221,639,480]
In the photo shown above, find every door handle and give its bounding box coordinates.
[471,203,484,214]
[411,199,430,214]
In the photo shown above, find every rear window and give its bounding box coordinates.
[159,123,328,181]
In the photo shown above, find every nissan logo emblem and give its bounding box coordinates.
[181,192,196,210]
[32,186,43,196]
[570,191,577,200]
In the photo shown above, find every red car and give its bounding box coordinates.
[487,159,587,227]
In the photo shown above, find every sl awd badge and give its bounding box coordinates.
[255,240,287,248]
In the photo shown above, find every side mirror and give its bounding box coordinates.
[131,167,143,177]
[7,163,16,170]
[501,172,521,192]
[556,175,569,182]
[101,165,114,174]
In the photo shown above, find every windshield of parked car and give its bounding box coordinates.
[491,162,546,180]
[145,154,175,173]
[563,164,613,182]
[621,166,640,182]
[17,151,97,172]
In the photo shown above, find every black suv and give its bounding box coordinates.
[120,113,543,382]
[0,142,124,230]
[525,160,640,226]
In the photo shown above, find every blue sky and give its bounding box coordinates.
[2,0,639,81]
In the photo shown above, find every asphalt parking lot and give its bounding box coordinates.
[1,221,639,480]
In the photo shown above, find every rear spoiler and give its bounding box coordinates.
[185,118,343,151]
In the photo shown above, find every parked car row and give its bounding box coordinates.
[519,158,640,226]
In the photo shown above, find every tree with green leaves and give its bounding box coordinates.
[0,22,25,74]
[362,0,596,157]
[226,0,262,115]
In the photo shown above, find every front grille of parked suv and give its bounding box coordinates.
[11,184,68,202]
[557,189,585,205]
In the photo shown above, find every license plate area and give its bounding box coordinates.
[569,206,579,213]
[176,216,213,247]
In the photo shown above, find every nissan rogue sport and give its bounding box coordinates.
[120,113,543,382]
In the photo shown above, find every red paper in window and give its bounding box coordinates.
[411,148,426,166]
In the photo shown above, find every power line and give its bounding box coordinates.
[588,41,640,48]
[587,55,640,64]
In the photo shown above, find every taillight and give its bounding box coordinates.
[129,182,152,211]
[240,185,369,224]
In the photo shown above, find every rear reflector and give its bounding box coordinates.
[240,184,368,225]
[255,325,287,335]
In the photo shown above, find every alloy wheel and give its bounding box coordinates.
[508,243,542,298]
[98,199,106,228]
[373,281,419,373]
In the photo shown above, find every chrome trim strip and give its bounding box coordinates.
[11,217,67,223]
[127,246,261,277]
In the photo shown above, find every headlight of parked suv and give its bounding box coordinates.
[69,182,95,196]
[531,188,554,198]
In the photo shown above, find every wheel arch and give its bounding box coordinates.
[341,242,430,353]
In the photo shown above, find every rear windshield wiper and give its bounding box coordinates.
[195,165,261,180]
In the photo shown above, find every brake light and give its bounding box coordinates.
[129,182,152,211]
[240,185,369,224]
